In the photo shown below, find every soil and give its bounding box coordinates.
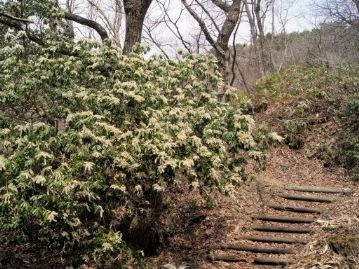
[0,239,64,269]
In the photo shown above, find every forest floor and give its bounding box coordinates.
[145,146,359,269]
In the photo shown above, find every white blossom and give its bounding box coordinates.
[33,175,46,185]
[46,211,58,222]
[0,156,5,171]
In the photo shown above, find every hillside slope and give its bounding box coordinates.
[249,66,359,180]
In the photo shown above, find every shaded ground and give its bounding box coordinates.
[0,239,63,269]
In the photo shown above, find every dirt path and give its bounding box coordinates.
[148,147,358,269]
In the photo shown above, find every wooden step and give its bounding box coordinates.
[208,254,247,262]
[279,194,335,203]
[268,204,323,214]
[252,225,314,233]
[254,257,293,265]
[221,244,295,254]
[286,185,352,194]
[239,235,308,244]
[254,215,316,223]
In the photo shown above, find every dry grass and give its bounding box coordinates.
[290,217,359,269]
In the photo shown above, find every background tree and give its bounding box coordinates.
[86,0,123,47]
[181,0,243,84]
[243,0,274,75]
[318,0,359,30]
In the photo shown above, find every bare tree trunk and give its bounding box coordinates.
[271,0,275,39]
[243,0,263,76]
[214,50,229,84]
[217,1,242,84]
[123,0,152,55]
[354,0,359,13]
[254,0,274,73]
[230,5,251,92]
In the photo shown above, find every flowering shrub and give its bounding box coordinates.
[0,33,262,266]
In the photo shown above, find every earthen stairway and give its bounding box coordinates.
[208,183,353,267]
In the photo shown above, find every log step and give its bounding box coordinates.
[254,215,316,223]
[208,254,247,262]
[221,244,295,254]
[252,225,314,233]
[239,235,308,244]
[279,194,335,203]
[286,185,352,194]
[268,204,323,214]
[254,257,293,265]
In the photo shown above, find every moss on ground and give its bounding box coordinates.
[329,235,359,257]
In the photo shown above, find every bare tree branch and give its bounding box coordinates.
[230,3,250,92]
[181,0,224,56]
[86,0,123,47]
[160,3,192,53]
[0,17,44,45]
[64,11,109,41]
[194,0,220,33]
[0,12,33,24]
[143,23,170,59]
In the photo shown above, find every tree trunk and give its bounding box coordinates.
[243,0,263,76]
[354,0,359,13]
[123,0,152,55]
[215,47,230,84]
[215,0,241,86]
[271,0,275,40]
[254,0,274,74]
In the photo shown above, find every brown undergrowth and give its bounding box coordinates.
[143,147,358,268]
